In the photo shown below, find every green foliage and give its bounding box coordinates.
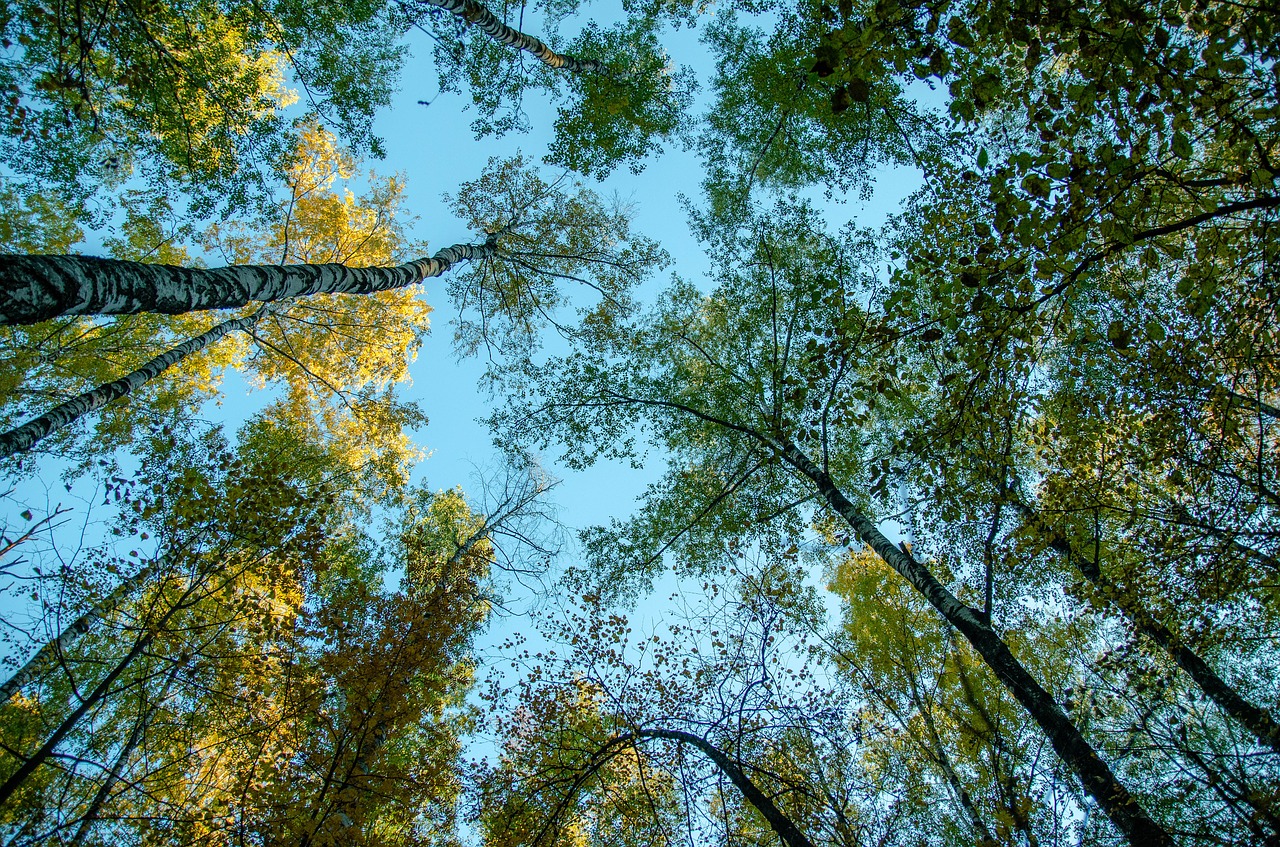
[446,155,669,359]
[4,0,1280,842]
[545,19,696,179]
[0,420,491,845]
[424,5,692,178]
[0,0,409,238]
[699,10,930,221]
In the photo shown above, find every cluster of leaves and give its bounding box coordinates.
[0,0,419,228]
[0,122,430,484]
[0,417,493,845]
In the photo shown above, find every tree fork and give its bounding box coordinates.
[774,438,1173,847]
[0,239,495,326]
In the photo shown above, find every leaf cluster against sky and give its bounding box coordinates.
[1,0,1278,844]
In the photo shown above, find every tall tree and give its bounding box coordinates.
[0,156,662,338]
[499,203,1177,844]
[0,124,432,469]
[0,416,339,817]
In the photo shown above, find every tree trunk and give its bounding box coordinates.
[0,561,201,807]
[0,628,155,808]
[774,438,1172,847]
[415,0,609,74]
[1013,498,1280,756]
[0,239,494,326]
[906,668,998,844]
[632,728,818,847]
[0,309,267,460]
[0,560,161,704]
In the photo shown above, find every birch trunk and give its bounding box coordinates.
[632,729,817,847]
[0,239,494,326]
[774,438,1173,847]
[0,560,160,704]
[0,309,267,460]
[906,668,998,844]
[1014,499,1280,755]
[415,0,609,74]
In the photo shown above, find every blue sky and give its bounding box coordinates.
[1,8,926,669]
[338,20,926,544]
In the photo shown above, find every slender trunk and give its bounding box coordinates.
[906,671,997,844]
[774,438,1172,847]
[0,563,200,807]
[1014,499,1280,755]
[414,0,609,74]
[0,309,267,460]
[0,629,155,809]
[66,660,181,847]
[0,561,160,704]
[633,728,818,847]
[0,239,494,326]
[66,712,148,847]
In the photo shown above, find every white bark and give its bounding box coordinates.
[0,309,267,460]
[0,240,494,325]
[415,0,609,74]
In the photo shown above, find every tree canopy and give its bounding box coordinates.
[1,0,1278,844]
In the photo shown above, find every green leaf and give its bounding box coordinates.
[1172,132,1193,159]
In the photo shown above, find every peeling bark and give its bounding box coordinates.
[0,239,494,326]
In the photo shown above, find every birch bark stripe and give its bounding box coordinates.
[0,309,267,460]
[415,0,608,74]
[0,240,494,326]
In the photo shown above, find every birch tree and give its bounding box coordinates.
[497,204,1179,845]
[0,156,661,335]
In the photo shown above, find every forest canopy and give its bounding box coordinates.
[1,0,1278,845]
